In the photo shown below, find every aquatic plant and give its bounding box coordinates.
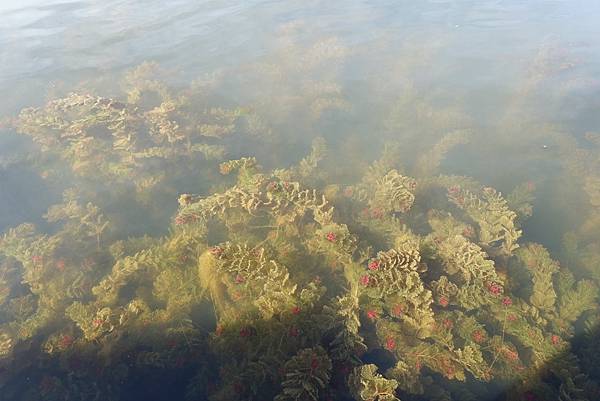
[348,364,400,401]
[1,66,599,401]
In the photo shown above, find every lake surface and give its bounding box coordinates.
[1,1,600,401]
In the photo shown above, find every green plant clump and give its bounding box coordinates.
[0,63,599,401]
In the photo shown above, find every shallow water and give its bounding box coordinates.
[1,1,600,401]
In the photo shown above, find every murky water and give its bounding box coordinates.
[1,1,600,401]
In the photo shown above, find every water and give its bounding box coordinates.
[1,1,600,400]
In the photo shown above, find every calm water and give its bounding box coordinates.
[1,1,600,401]
[2,0,600,239]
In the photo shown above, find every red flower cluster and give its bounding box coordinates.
[385,337,396,350]
[391,304,403,317]
[502,296,512,306]
[266,181,279,192]
[233,382,244,395]
[367,260,380,271]
[219,163,232,175]
[551,335,560,345]
[175,213,200,225]
[472,330,485,343]
[438,296,449,307]
[366,310,378,320]
[55,259,66,272]
[502,347,519,361]
[487,282,503,295]
[370,207,385,219]
[239,327,254,338]
[326,232,337,242]
[447,186,465,206]
[291,306,301,315]
[462,226,475,238]
[59,335,74,348]
[448,186,461,196]
[359,274,370,286]
[442,318,454,329]
[209,246,223,256]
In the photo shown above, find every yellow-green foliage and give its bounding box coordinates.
[414,129,472,177]
[447,186,521,255]
[177,178,334,228]
[199,243,297,320]
[386,360,423,395]
[275,346,332,401]
[361,247,434,338]
[515,243,560,312]
[506,181,536,221]
[1,122,598,401]
[13,65,245,196]
[274,137,328,183]
[432,235,502,309]
[348,364,400,401]
[322,293,367,364]
[0,331,12,357]
[557,274,598,327]
[351,169,417,214]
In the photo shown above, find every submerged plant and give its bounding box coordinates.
[0,60,599,401]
